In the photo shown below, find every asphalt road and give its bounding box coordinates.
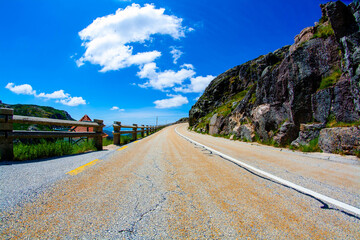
[1,123,359,239]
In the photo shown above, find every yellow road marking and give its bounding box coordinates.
[117,146,128,151]
[66,159,101,176]
[134,141,139,143]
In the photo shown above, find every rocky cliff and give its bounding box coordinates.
[189,1,360,155]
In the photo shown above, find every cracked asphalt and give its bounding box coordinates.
[1,123,359,239]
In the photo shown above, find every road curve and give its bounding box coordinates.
[1,123,359,239]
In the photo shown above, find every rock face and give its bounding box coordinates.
[319,127,360,154]
[189,1,360,154]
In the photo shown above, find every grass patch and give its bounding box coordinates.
[229,76,238,85]
[72,140,97,155]
[318,68,341,91]
[102,137,113,146]
[326,114,360,128]
[13,139,96,161]
[231,90,248,102]
[327,119,360,128]
[217,104,232,117]
[250,93,256,104]
[13,135,136,161]
[312,23,334,39]
[299,137,321,152]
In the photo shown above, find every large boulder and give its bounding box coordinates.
[273,121,299,146]
[323,1,358,41]
[209,114,219,135]
[291,123,325,147]
[251,104,288,141]
[235,124,255,142]
[289,26,315,53]
[318,126,360,154]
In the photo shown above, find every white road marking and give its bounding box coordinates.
[175,126,360,216]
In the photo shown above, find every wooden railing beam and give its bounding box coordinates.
[13,115,98,127]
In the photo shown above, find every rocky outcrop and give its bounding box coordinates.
[291,123,325,147]
[175,117,189,124]
[235,124,255,142]
[209,114,219,135]
[319,127,360,154]
[273,121,299,146]
[189,1,360,155]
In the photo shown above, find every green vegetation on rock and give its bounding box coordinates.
[299,137,321,152]
[318,68,341,91]
[312,23,334,39]
[231,88,249,102]
[326,114,360,128]
[250,93,256,104]
[194,84,257,132]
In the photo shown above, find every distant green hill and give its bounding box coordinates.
[0,101,75,130]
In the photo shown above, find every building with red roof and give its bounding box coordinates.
[70,114,108,138]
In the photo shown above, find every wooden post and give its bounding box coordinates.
[141,125,145,138]
[146,125,149,136]
[0,108,14,161]
[113,121,121,145]
[132,124,138,141]
[94,119,103,151]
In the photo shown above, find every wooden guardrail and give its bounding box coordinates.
[0,108,159,161]
[112,122,155,145]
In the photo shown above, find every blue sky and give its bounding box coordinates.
[0,0,351,126]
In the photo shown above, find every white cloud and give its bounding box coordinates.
[37,90,69,99]
[174,75,215,93]
[110,106,125,111]
[5,82,87,107]
[170,46,183,64]
[137,62,195,91]
[58,97,86,107]
[77,4,189,72]
[180,63,194,69]
[5,83,36,95]
[154,94,188,109]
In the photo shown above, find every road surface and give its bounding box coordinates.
[1,123,359,239]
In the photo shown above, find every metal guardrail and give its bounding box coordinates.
[0,108,159,161]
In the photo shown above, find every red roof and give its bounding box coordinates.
[71,114,93,132]
[71,114,108,138]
